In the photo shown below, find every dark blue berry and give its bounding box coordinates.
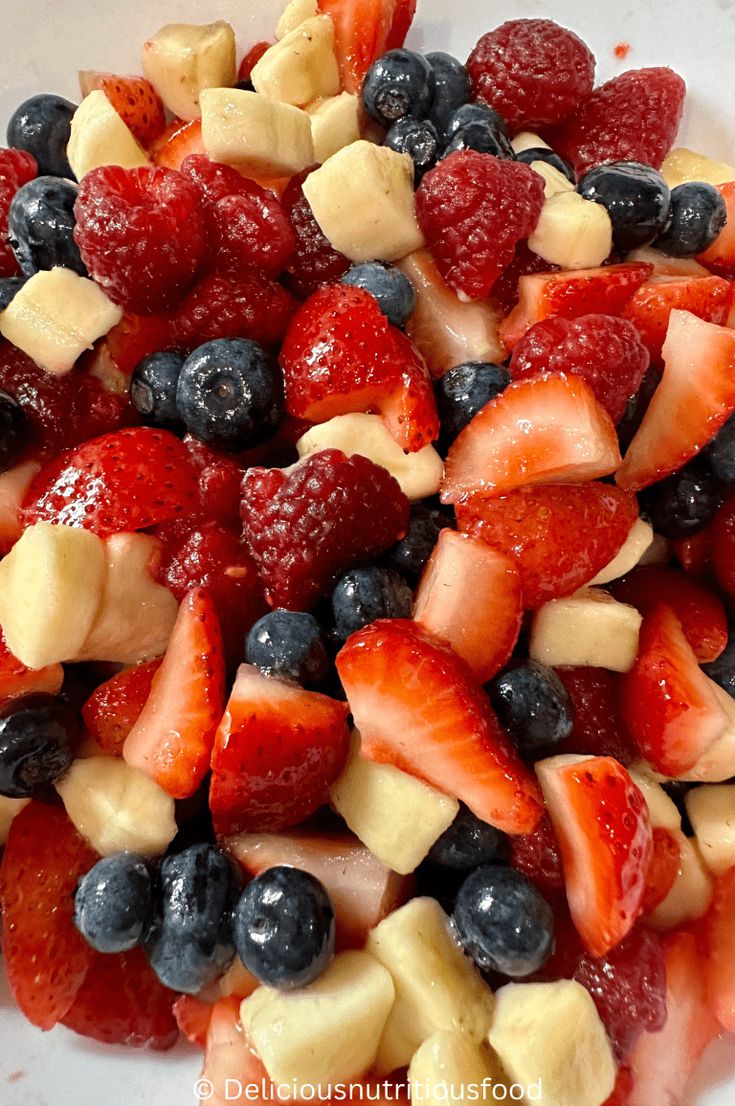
[0,695,77,798]
[246,609,329,686]
[0,390,27,473]
[233,866,335,990]
[0,277,25,312]
[8,176,86,277]
[385,117,440,183]
[426,52,471,137]
[443,120,515,160]
[452,865,554,977]
[648,459,721,539]
[7,94,76,179]
[443,103,509,142]
[331,565,413,641]
[341,261,416,328]
[436,361,510,447]
[488,662,574,756]
[74,852,153,954]
[706,412,735,486]
[655,182,727,257]
[428,803,508,869]
[131,351,185,428]
[577,161,672,251]
[702,632,735,699]
[176,338,283,452]
[146,844,241,994]
[385,503,447,579]
[515,146,575,184]
[616,365,660,454]
[363,49,435,128]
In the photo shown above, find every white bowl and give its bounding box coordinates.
[2,2,735,1103]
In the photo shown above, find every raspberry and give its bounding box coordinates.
[182,435,243,529]
[549,67,686,176]
[492,241,560,313]
[173,273,296,348]
[416,151,545,300]
[74,166,208,313]
[509,314,650,423]
[467,19,595,131]
[0,148,38,276]
[281,168,350,297]
[509,813,565,898]
[241,449,410,610]
[554,666,637,765]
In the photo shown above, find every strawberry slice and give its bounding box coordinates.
[209,664,350,836]
[104,310,179,376]
[499,262,653,350]
[82,658,162,755]
[414,529,522,682]
[318,0,416,93]
[149,118,204,170]
[0,629,63,708]
[697,181,735,278]
[123,588,226,799]
[672,526,714,577]
[200,997,270,1106]
[641,827,681,916]
[616,309,735,491]
[622,274,731,362]
[620,605,729,776]
[536,754,653,957]
[441,373,621,504]
[702,863,735,1031]
[456,483,637,609]
[336,619,543,834]
[712,495,735,599]
[173,994,213,1049]
[554,667,637,765]
[79,72,165,146]
[0,802,97,1029]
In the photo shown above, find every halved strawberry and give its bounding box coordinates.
[200,997,270,1106]
[499,262,653,350]
[622,274,731,362]
[173,994,213,1049]
[317,0,416,93]
[336,619,543,834]
[150,118,204,170]
[698,181,735,278]
[456,483,637,609]
[79,72,165,146]
[0,802,97,1029]
[0,629,63,708]
[82,658,162,756]
[616,309,735,491]
[209,665,350,836]
[536,754,653,957]
[672,527,714,577]
[641,827,681,916]
[414,530,522,682]
[123,588,226,799]
[554,667,637,765]
[441,373,621,504]
[702,863,735,1031]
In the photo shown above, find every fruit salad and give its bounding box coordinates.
[1,3,735,1105]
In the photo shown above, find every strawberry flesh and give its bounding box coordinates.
[82,658,162,755]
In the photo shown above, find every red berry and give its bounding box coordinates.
[0,147,37,277]
[281,168,350,296]
[509,314,650,424]
[74,165,208,313]
[640,827,681,916]
[242,449,410,611]
[554,666,637,765]
[173,272,296,348]
[491,241,560,314]
[416,151,546,300]
[79,74,166,147]
[712,495,735,598]
[183,435,244,529]
[509,813,565,898]
[82,659,162,755]
[467,19,595,131]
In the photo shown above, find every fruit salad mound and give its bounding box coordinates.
[0,3,733,1106]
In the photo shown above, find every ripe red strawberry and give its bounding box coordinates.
[173,272,296,348]
[554,666,637,765]
[702,863,735,1031]
[0,802,97,1029]
[149,118,204,170]
[537,755,653,957]
[317,0,417,93]
[82,659,162,755]
[238,41,272,81]
[641,827,681,915]
[22,427,199,537]
[183,436,244,529]
[173,994,213,1049]
[280,284,438,452]
[200,997,270,1106]
[241,450,410,611]
[549,67,686,176]
[416,151,546,300]
[457,483,637,609]
[712,496,735,598]
[616,310,735,491]
[509,813,565,898]
[281,167,350,297]
[622,275,731,362]
[698,181,735,278]
[467,19,595,131]
[604,1068,634,1106]
[492,241,561,314]
[209,664,350,836]
[78,72,166,146]
[337,619,544,834]
[103,311,179,377]
[0,147,38,276]
[124,588,226,799]
[441,373,621,504]
[673,526,714,577]
[0,628,63,707]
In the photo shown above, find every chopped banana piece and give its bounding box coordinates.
[252,16,340,107]
[661,146,735,189]
[511,131,552,154]
[529,190,613,269]
[67,90,150,179]
[589,518,654,585]
[142,21,236,120]
[276,0,319,39]
[648,832,713,930]
[201,87,314,177]
[409,1030,505,1106]
[529,160,575,199]
[628,761,682,832]
[686,783,735,875]
[529,588,642,673]
[307,91,361,163]
[0,796,29,846]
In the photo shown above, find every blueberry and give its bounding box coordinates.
[428,803,508,870]
[0,390,27,473]
[0,277,25,312]
[0,695,78,798]
[385,117,440,183]
[74,852,153,954]
[443,103,510,144]
[488,662,574,755]
[443,119,515,160]
[515,146,576,184]
[331,565,413,641]
[233,866,335,990]
[131,351,185,428]
[246,609,329,686]
[426,52,471,136]
[341,261,416,328]
[146,844,241,994]
[655,182,728,257]
[436,361,510,448]
[577,161,672,251]
[703,633,735,698]
[7,94,76,179]
[363,49,435,128]
[8,177,86,276]
[176,338,283,452]
[452,865,554,977]
[706,412,735,485]
[384,503,447,579]
[648,459,721,538]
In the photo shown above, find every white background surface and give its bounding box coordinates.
[2,0,735,1103]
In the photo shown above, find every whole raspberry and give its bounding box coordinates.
[509,313,650,423]
[549,67,686,175]
[509,813,565,898]
[74,166,208,313]
[554,666,637,765]
[492,241,560,313]
[241,449,410,610]
[281,168,350,297]
[0,148,37,276]
[173,273,296,348]
[416,151,545,299]
[467,19,595,131]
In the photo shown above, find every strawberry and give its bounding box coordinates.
[672,527,714,577]
[317,0,417,93]
[414,530,522,683]
[0,802,97,1029]
[616,310,735,491]
[697,181,735,278]
[536,755,653,957]
[336,619,543,834]
[712,495,735,599]
[604,1068,634,1106]
[702,863,735,1031]
[0,629,63,708]
[150,118,204,170]
[456,483,637,609]
[280,284,438,453]
[440,373,621,504]
[499,262,653,350]
[209,664,350,836]
[622,274,731,362]
[200,997,270,1106]
[123,588,226,800]
[104,310,179,377]
[641,827,681,915]
[82,658,162,755]
[78,72,165,146]
[554,667,637,765]
[173,994,213,1049]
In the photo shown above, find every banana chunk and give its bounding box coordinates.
[661,146,735,189]
[252,16,340,107]
[276,0,319,39]
[308,92,361,164]
[529,588,642,673]
[0,796,29,846]
[686,783,735,875]
[409,1030,506,1106]
[589,518,654,585]
[142,21,236,121]
[648,832,713,930]
[201,87,314,177]
[529,190,613,270]
[67,90,151,179]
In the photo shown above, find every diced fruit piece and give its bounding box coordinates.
[441,373,621,504]
[703,864,735,1030]
[529,190,613,270]
[627,761,682,832]
[150,118,204,170]
[590,518,654,586]
[200,997,269,1106]
[173,994,213,1048]
[307,92,360,164]
[78,73,165,146]
[82,659,162,756]
[67,91,151,179]
[277,0,318,39]
[0,460,39,555]
[641,827,682,914]
[409,1030,500,1100]
[0,630,62,708]
[686,785,735,876]
[281,166,350,296]
[536,754,653,956]
[337,619,543,834]
[529,589,642,674]
[251,17,340,106]
[662,146,735,188]
[622,274,731,362]
[414,530,521,683]
[200,89,314,177]
[627,245,711,276]
[674,681,735,784]
[318,0,417,93]
[554,668,636,765]
[0,796,28,846]
[697,181,735,277]
[142,21,236,121]
[648,832,713,929]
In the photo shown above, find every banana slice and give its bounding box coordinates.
[307,91,361,164]
[511,132,552,154]
[276,0,319,39]
[67,90,150,179]
[648,832,713,930]
[409,1031,505,1106]
[251,16,340,107]
[661,146,735,189]
[529,160,575,199]
[529,190,613,270]
[628,761,682,832]
[686,783,735,875]
[200,87,314,177]
[589,518,654,585]
[0,796,29,846]
[529,588,642,673]
[142,21,236,121]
